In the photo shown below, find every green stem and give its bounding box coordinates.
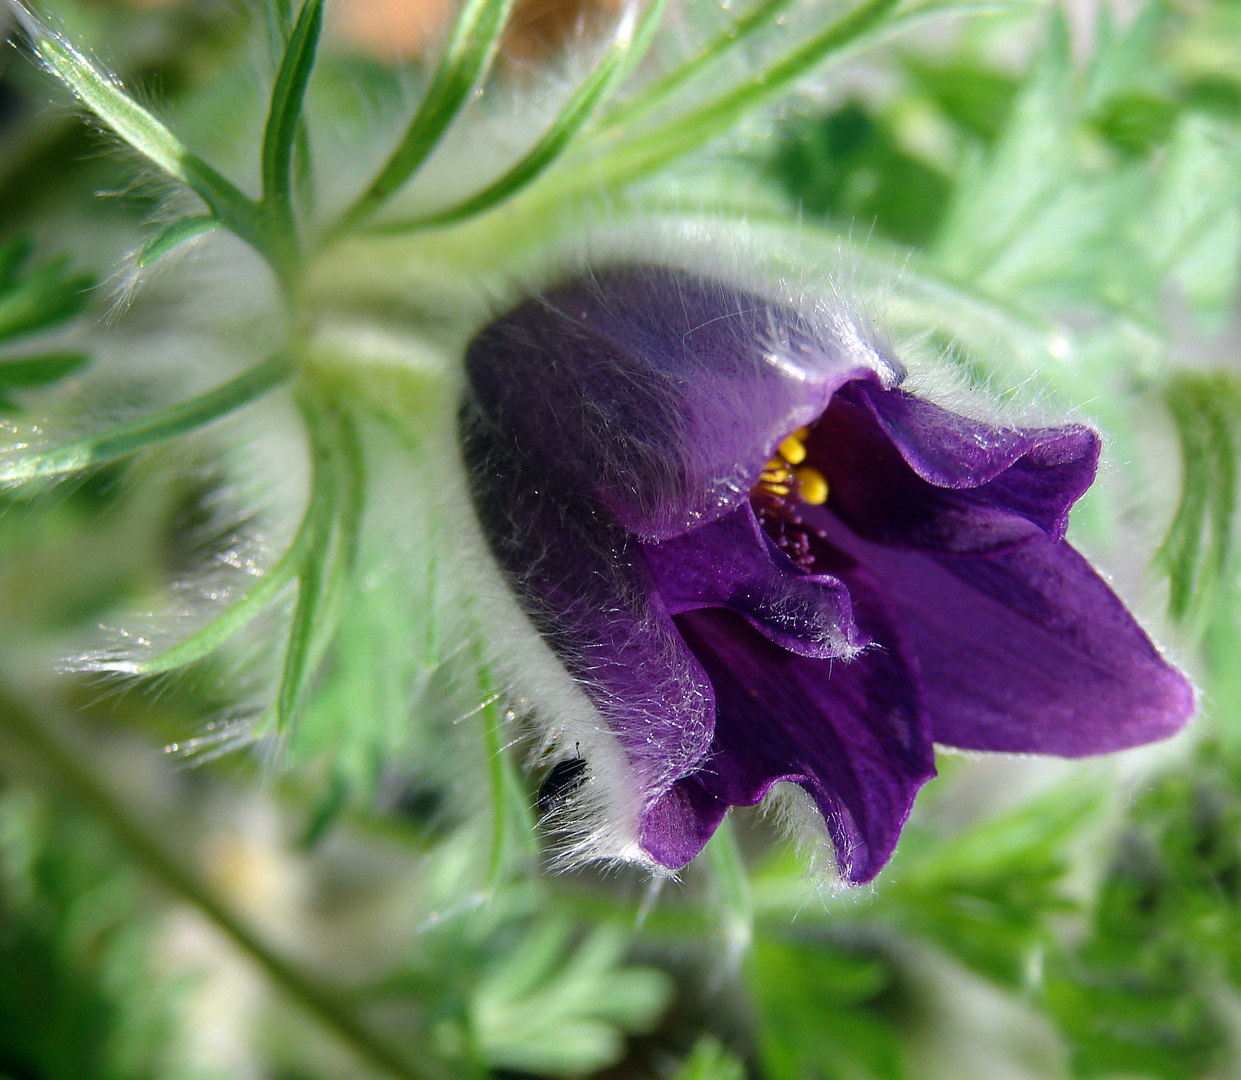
[337,0,516,230]
[133,503,316,675]
[551,0,903,194]
[34,36,268,269]
[261,0,325,264]
[369,0,669,234]
[0,352,293,486]
[274,392,365,736]
[593,0,799,136]
[475,658,510,891]
[705,815,752,964]
[0,684,446,1080]
[275,396,338,735]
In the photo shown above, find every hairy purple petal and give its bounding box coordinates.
[641,504,862,658]
[814,382,1100,554]
[646,551,934,883]
[461,266,1193,883]
[461,408,715,799]
[815,512,1195,755]
[465,268,898,542]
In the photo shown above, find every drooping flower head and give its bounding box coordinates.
[462,265,1195,883]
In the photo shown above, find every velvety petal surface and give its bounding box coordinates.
[814,511,1195,755]
[461,407,717,797]
[812,381,1100,554]
[465,268,899,542]
[641,504,863,658]
[640,552,935,883]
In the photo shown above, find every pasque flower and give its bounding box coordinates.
[462,265,1195,883]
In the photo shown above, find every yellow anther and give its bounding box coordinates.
[766,483,791,496]
[760,468,791,484]
[794,466,829,506]
[793,426,811,440]
[766,456,784,470]
[778,435,807,465]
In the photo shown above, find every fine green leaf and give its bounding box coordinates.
[474,652,537,889]
[472,919,672,1077]
[0,257,93,343]
[1156,371,1241,626]
[129,501,316,675]
[0,352,90,388]
[340,0,516,228]
[136,215,220,267]
[261,0,326,248]
[550,0,904,195]
[883,781,1100,988]
[673,1038,747,1080]
[478,659,510,888]
[274,396,365,737]
[33,35,264,260]
[0,238,33,286]
[370,0,670,233]
[0,351,293,486]
[752,938,907,1080]
[1044,746,1241,1079]
[270,0,294,44]
[595,0,800,135]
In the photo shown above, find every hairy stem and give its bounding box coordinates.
[0,351,293,486]
[0,684,449,1080]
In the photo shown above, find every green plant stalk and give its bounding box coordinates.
[0,351,293,485]
[550,0,904,195]
[261,0,326,263]
[0,258,93,343]
[276,396,342,735]
[479,662,510,891]
[274,393,365,736]
[0,683,448,1080]
[594,0,800,136]
[0,351,89,387]
[137,216,220,267]
[595,0,1027,140]
[35,37,271,268]
[133,504,317,675]
[705,816,753,965]
[369,0,670,234]
[338,0,516,229]
[1157,373,1240,627]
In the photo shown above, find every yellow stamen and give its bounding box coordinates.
[760,468,791,484]
[766,483,791,496]
[778,434,807,465]
[794,466,829,506]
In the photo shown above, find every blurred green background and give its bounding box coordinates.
[2,0,1241,1077]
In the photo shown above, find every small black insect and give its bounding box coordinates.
[538,749,588,816]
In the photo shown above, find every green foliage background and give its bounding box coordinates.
[0,0,1238,1076]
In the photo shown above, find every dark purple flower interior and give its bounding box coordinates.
[462,267,1195,885]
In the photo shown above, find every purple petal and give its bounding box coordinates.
[465,269,898,542]
[641,504,863,658]
[640,554,936,883]
[812,382,1100,554]
[638,777,729,870]
[815,512,1195,755]
[462,409,716,797]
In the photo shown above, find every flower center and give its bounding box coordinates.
[751,427,830,570]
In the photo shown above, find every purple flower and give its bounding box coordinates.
[461,267,1195,883]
